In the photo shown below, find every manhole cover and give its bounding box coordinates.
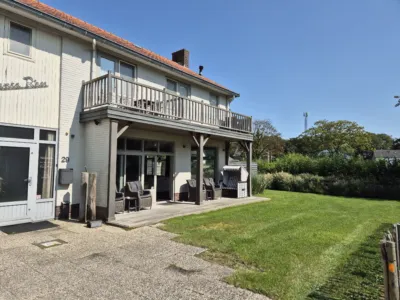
[34,239,67,249]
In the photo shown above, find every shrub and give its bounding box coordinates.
[252,173,274,194]
[272,172,294,191]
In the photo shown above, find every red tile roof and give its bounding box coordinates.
[14,0,236,94]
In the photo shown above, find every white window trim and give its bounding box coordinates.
[165,78,191,98]
[4,18,36,62]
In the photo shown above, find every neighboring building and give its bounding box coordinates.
[0,0,253,226]
[373,150,400,163]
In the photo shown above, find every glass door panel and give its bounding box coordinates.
[0,146,30,203]
[144,155,155,189]
[156,155,171,201]
[126,155,141,183]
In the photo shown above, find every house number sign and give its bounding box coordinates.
[0,76,48,91]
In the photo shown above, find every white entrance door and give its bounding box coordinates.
[0,141,37,226]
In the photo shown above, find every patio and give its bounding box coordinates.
[108,196,268,228]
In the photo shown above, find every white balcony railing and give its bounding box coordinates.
[82,72,252,133]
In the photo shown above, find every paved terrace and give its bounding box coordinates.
[0,220,270,300]
[109,196,268,228]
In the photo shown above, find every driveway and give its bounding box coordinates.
[0,221,269,300]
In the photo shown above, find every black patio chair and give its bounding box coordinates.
[186,179,207,202]
[124,181,152,210]
[115,184,125,213]
[203,178,222,200]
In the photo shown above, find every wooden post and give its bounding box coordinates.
[247,141,252,197]
[196,133,204,205]
[225,141,230,166]
[81,172,89,222]
[88,172,97,221]
[385,240,400,300]
[107,71,113,104]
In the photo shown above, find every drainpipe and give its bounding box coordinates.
[91,39,96,80]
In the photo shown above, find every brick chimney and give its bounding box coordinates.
[172,49,189,68]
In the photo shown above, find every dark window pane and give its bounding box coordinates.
[117,138,125,150]
[144,140,158,152]
[126,139,142,151]
[0,125,34,139]
[0,146,30,202]
[40,130,56,141]
[37,144,55,199]
[10,22,31,56]
[191,147,216,181]
[159,141,173,153]
[120,62,135,79]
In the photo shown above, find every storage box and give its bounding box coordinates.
[59,168,73,185]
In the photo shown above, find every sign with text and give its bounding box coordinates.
[0,76,48,91]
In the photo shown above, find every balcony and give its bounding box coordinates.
[82,73,252,134]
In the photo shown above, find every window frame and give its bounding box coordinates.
[5,19,36,61]
[118,60,137,81]
[165,78,191,98]
[209,93,219,107]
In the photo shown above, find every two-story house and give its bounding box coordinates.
[0,0,253,226]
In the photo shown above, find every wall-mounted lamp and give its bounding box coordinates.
[182,144,186,148]
[94,120,101,125]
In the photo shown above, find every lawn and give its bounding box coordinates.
[162,190,400,300]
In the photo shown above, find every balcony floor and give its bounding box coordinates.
[108,196,268,229]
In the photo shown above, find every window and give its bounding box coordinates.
[159,141,173,153]
[166,79,177,93]
[210,94,218,106]
[100,56,116,75]
[144,140,158,152]
[166,79,190,97]
[126,139,142,151]
[179,83,189,98]
[37,144,55,199]
[40,130,56,141]
[9,22,32,57]
[120,62,135,80]
[191,147,217,181]
[0,125,34,139]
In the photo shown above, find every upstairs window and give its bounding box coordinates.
[166,79,190,98]
[120,62,135,80]
[100,56,116,75]
[210,93,219,106]
[9,22,33,58]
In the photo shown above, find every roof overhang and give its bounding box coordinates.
[1,0,240,97]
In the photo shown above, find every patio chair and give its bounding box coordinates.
[221,166,248,198]
[115,184,125,214]
[203,178,222,200]
[186,179,207,202]
[124,181,153,210]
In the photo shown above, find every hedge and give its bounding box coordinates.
[252,172,400,200]
[257,153,400,179]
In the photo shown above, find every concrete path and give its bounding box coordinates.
[110,196,269,228]
[0,220,270,300]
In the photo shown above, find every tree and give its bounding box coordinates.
[393,138,400,150]
[284,136,315,155]
[369,133,393,150]
[300,120,373,155]
[252,119,284,160]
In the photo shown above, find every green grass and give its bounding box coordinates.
[162,190,400,300]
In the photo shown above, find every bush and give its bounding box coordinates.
[258,172,400,200]
[257,153,400,180]
[252,174,274,194]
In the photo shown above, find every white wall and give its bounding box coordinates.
[0,14,61,128]
[84,120,110,208]
[57,37,92,212]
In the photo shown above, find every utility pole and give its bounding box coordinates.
[303,112,308,131]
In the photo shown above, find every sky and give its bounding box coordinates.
[42,0,400,138]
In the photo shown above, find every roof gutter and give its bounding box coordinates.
[3,0,240,97]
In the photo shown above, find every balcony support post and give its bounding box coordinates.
[107,71,113,104]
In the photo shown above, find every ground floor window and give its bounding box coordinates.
[36,144,55,199]
[191,147,217,181]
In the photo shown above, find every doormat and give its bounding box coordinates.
[34,239,67,249]
[0,221,59,235]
